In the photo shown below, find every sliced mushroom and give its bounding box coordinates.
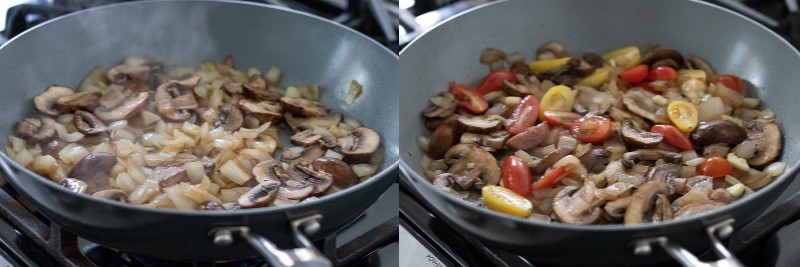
[55,91,101,113]
[284,112,342,131]
[537,42,567,60]
[622,149,682,168]
[531,136,578,173]
[443,144,501,187]
[155,82,198,121]
[238,180,281,208]
[580,148,611,173]
[423,92,456,118]
[605,160,649,186]
[214,103,243,131]
[312,157,359,189]
[238,98,283,123]
[279,97,328,117]
[106,57,159,84]
[68,152,117,193]
[287,163,334,194]
[290,124,337,148]
[446,160,483,190]
[582,53,604,68]
[243,84,283,101]
[553,180,604,225]
[152,166,188,190]
[506,122,549,150]
[93,189,129,202]
[433,173,469,198]
[622,90,669,124]
[690,120,747,148]
[16,116,56,143]
[609,107,651,130]
[503,78,542,97]
[94,85,149,122]
[674,200,725,219]
[282,145,325,165]
[702,143,730,158]
[481,131,510,151]
[73,110,107,135]
[685,55,717,81]
[604,197,632,221]
[745,119,781,167]
[624,180,668,225]
[277,179,315,200]
[252,159,291,183]
[652,194,674,222]
[646,163,680,183]
[641,49,684,68]
[574,85,615,114]
[456,115,502,134]
[59,178,88,194]
[710,188,737,204]
[620,120,663,148]
[685,175,713,195]
[427,123,461,159]
[33,85,74,116]
[41,138,68,157]
[338,127,380,163]
[198,200,226,210]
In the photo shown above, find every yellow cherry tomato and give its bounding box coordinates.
[539,85,576,120]
[668,100,699,132]
[482,185,532,217]
[529,57,571,74]
[602,46,641,68]
[579,66,610,88]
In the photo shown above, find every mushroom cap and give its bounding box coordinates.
[553,180,603,224]
[290,124,337,148]
[237,180,281,208]
[279,97,328,117]
[427,123,460,159]
[622,149,682,168]
[155,82,198,122]
[423,92,456,118]
[252,160,290,183]
[59,178,88,194]
[94,85,149,122]
[456,115,503,134]
[690,120,747,148]
[16,116,56,143]
[604,197,632,221]
[277,179,315,200]
[674,200,725,219]
[73,110,108,135]
[282,145,325,165]
[92,189,129,203]
[287,163,333,194]
[68,152,118,193]
[33,85,74,116]
[339,127,380,163]
[238,98,283,123]
[620,120,663,148]
[284,112,341,131]
[624,180,668,225]
[311,157,359,189]
[641,49,685,67]
[55,91,100,113]
[745,119,782,167]
[537,41,567,60]
[622,90,669,124]
[214,103,244,131]
[443,143,501,186]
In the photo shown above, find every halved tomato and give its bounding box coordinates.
[449,81,488,114]
[570,115,611,144]
[543,110,581,128]
[506,95,540,135]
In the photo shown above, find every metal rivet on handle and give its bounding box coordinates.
[301,220,321,235]
[633,241,652,256]
[717,224,734,239]
[213,229,234,246]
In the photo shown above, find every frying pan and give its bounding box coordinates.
[0,0,399,264]
[399,0,800,265]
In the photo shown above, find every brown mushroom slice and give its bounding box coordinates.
[445,160,483,190]
[152,166,188,190]
[239,99,283,123]
[106,57,159,84]
[73,110,107,135]
[481,131,510,151]
[94,85,149,122]
[443,143,501,186]
[456,115,502,134]
[290,124,337,148]
[34,85,74,116]
[214,103,244,131]
[282,146,325,165]
[424,92,457,118]
[622,90,669,124]
[59,178,88,194]
[198,200,226,210]
[674,201,725,219]
[620,120,662,148]
[646,163,680,184]
[55,91,100,113]
[287,163,334,194]
[537,42,567,60]
[624,180,668,225]
[173,75,201,88]
[41,139,68,157]
[433,173,470,198]
[685,55,717,82]
[604,197,632,221]
[580,149,611,173]
[641,49,684,68]
[243,84,283,101]
[553,180,604,225]
[285,112,342,131]
[604,160,649,186]
[710,188,737,204]
[68,152,117,192]
[652,194,674,222]
[428,123,461,159]
[312,157,359,189]
[16,116,56,143]
[238,180,281,208]
[622,149,682,168]
[278,179,315,200]
[279,97,328,117]
[582,53,604,68]
[338,127,380,163]
[93,189,129,203]
[745,119,781,167]
[503,79,541,97]
[506,122,549,150]
[252,159,291,183]
[690,120,747,148]
[574,85,614,114]
[531,142,576,174]
[155,82,198,122]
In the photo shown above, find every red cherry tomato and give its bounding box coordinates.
[532,166,566,190]
[506,95,540,135]
[650,125,693,150]
[619,65,648,84]
[449,81,488,114]
[647,66,677,81]
[697,157,734,178]
[477,69,516,95]
[543,110,581,128]
[570,115,611,144]
[502,156,533,197]
[713,74,743,92]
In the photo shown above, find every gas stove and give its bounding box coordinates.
[0,1,399,266]
[398,0,800,266]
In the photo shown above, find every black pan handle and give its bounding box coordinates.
[726,189,800,253]
[633,219,745,267]
[209,214,332,267]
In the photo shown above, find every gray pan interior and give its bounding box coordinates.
[400,0,800,264]
[0,0,398,261]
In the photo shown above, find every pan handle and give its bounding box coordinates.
[632,219,744,267]
[210,214,332,267]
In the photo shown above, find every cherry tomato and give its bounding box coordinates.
[532,166,566,190]
[713,74,743,92]
[619,65,648,84]
[543,110,581,128]
[697,157,734,178]
[477,69,516,95]
[449,81,488,114]
[502,156,533,197]
[570,115,611,144]
[538,85,575,120]
[650,125,693,150]
[647,66,677,81]
[506,95,540,135]
[667,100,699,132]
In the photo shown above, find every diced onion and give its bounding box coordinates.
[764,162,787,177]
[732,141,755,159]
[184,161,206,184]
[684,157,705,167]
[352,164,377,178]
[726,153,750,171]
[324,150,344,160]
[55,123,84,143]
[416,136,430,151]
[220,160,251,185]
[696,97,724,122]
